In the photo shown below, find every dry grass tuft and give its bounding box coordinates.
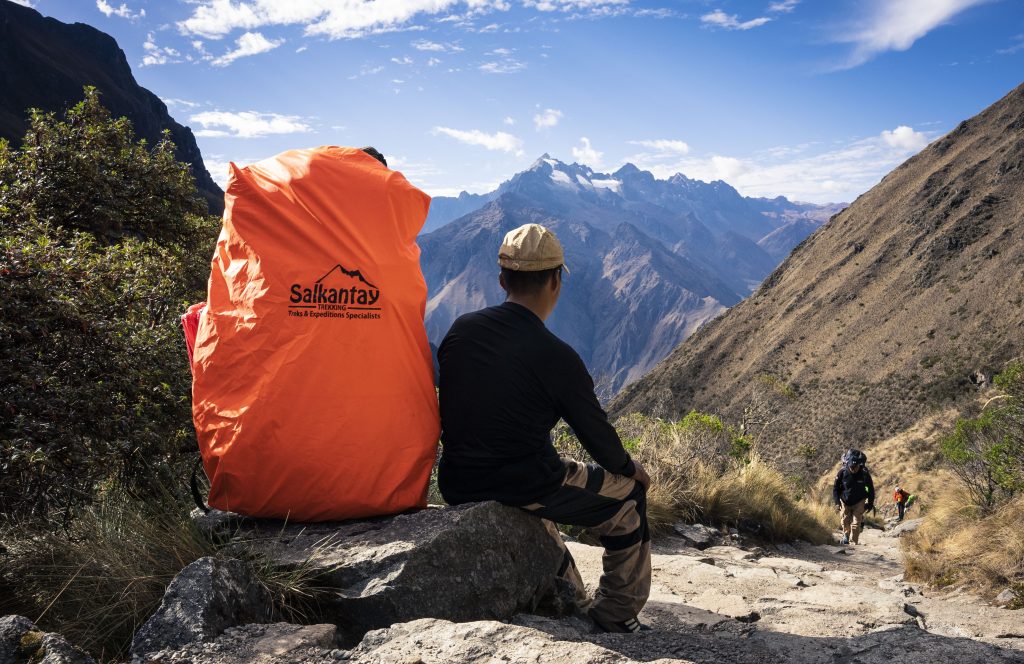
[903,489,1024,595]
[555,413,834,544]
[0,490,216,662]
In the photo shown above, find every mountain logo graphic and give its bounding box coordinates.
[289,263,382,319]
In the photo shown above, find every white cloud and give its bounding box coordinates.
[412,39,463,52]
[768,0,799,12]
[433,126,524,155]
[479,59,526,73]
[572,137,602,167]
[141,33,182,67]
[997,33,1024,55]
[503,116,516,125]
[189,110,313,138]
[211,31,283,66]
[348,64,385,79]
[490,47,513,55]
[624,126,935,203]
[97,0,144,19]
[523,0,629,12]
[391,56,413,64]
[426,56,442,66]
[533,108,563,130]
[880,125,928,151]
[701,9,770,30]
[161,98,200,110]
[836,0,988,69]
[179,0,509,40]
[629,139,690,155]
[296,45,308,53]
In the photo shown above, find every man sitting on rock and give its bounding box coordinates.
[436,223,653,634]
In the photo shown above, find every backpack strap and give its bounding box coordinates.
[191,456,210,514]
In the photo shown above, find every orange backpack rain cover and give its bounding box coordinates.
[191,147,439,521]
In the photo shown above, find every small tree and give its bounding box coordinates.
[0,88,218,521]
[940,360,1024,511]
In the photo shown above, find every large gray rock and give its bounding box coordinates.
[0,616,95,664]
[131,557,272,658]
[0,616,34,664]
[671,523,720,550]
[237,502,565,638]
[884,518,925,538]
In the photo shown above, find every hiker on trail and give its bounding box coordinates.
[436,223,653,634]
[893,485,911,522]
[832,449,874,545]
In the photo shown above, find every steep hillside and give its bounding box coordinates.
[613,82,1024,476]
[0,1,223,213]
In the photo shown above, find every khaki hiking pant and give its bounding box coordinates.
[522,459,651,624]
[840,500,866,544]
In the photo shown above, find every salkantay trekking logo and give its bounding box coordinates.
[288,263,382,320]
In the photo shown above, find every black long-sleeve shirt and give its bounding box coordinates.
[833,467,874,507]
[437,302,634,506]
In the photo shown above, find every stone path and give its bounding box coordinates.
[142,524,1024,663]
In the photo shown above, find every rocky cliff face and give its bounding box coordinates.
[420,157,841,394]
[612,81,1024,476]
[0,1,223,214]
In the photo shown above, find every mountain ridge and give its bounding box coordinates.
[0,1,223,213]
[611,80,1024,477]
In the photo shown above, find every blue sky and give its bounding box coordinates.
[14,0,1024,203]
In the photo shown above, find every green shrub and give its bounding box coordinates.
[0,88,218,520]
[939,360,1024,510]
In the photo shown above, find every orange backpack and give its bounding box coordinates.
[190,147,439,521]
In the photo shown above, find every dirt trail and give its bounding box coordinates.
[543,525,1024,663]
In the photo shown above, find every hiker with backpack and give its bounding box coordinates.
[832,449,874,545]
[893,485,911,522]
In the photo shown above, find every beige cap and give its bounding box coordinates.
[497,223,569,273]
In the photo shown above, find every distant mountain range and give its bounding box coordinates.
[612,81,1024,476]
[0,1,223,213]
[420,156,844,394]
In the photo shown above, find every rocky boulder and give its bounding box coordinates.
[130,557,273,658]
[884,518,924,538]
[0,615,95,664]
[233,502,566,640]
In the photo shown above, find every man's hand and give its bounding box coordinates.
[630,461,651,492]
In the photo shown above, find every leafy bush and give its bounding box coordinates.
[0,88,218,520]
[939,360,1024,510]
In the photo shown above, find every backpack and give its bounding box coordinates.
[841,448,868,468]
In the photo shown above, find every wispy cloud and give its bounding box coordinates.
[767,0,799,13]
[141,32,182,67]
[533,108,563,130]
[412,39,464,52]
[628,139,690,155]
[391,56,413,65]
[523,0,629,12]
[211,31,283,66]
[189,110,313,138]
[572,137,602,167]
[96,0,144,20]
[433,126,524,155]
[835,0,989,69]
[701,10,770,31]
[625,125,934,203]
[179,0,508,40]
[161,97,200,110]
[348,64,385,79]
[479,58,526,73]
[997,34,1024,55]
